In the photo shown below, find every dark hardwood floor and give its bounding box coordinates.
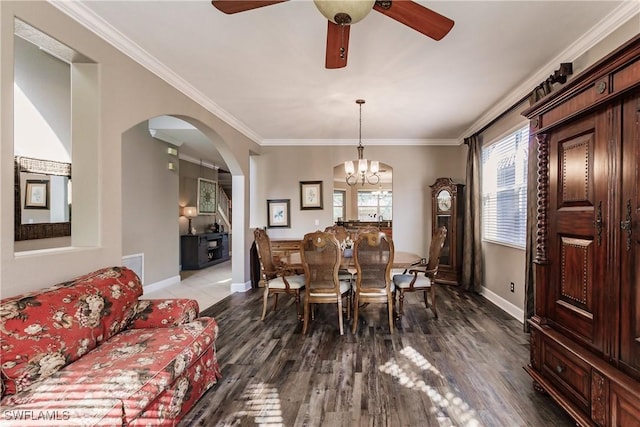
[182,285,575,426]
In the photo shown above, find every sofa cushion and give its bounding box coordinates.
[128,346,219,425]
[129,298,199,329]
[0,317,219,425]
[0,267,142,395]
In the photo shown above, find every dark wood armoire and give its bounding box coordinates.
[523,34,640,426]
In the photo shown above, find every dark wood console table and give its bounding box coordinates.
[181,232,229,270]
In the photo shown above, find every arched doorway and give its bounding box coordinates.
[121,114,239,301]
[332,162,393,236]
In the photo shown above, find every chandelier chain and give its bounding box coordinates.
[359,101,362,146]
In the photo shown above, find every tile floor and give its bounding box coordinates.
[142,260,232,312]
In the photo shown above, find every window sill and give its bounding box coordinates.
[482,239,525,251]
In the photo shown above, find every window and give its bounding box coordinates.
[357,189,392,221]
[333,190,346,222]
[481,125,529,248]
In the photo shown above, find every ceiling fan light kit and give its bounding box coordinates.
[211,0,454,69]
[313,0,375,25]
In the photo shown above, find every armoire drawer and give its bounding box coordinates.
[610,381,640,426]
[541,338,591,413]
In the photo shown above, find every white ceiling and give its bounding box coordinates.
[53,0,638,169]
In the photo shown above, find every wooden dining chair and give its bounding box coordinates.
[356,226,381,236]
[324,225,355,282]
[253,228,305,321]
[392,226,447,319]
[324,225,349,243]
[352,231,395,334]
[300,231,351,335]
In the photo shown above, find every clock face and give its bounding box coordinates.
[437,190,452,212]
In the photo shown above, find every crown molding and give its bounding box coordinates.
[461,1,639,140]
[178,153,219,170]
[149,129,185,147]
[49,0,262,145]
[262,138,460,146]
[49,0,638,148]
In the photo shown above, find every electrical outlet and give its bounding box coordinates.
[510,282,515,292]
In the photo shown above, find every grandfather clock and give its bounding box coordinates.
[430,178,464,286]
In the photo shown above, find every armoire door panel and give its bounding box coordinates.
[548,114,606,347]
[556,210,597,236]
[559,133,594,207]
[559,236,593,310]
[553,235,595,342]
[619,92,640,379]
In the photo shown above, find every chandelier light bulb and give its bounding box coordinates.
[358,159,368,174]
[345,160,355,175]
[370,160,379,174]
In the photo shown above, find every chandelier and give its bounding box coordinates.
[345,99,380,186]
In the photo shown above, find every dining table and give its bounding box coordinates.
[281,250,422,272]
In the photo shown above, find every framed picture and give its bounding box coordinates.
[300,181,323,210]
[197,178,217,215]
[24,180,49,209]
[267,199,290,228]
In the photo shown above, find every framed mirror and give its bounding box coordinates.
[14,156,71,241]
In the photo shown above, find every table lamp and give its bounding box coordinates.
[183,206,197,235]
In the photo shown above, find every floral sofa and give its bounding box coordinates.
[0,266,221,426]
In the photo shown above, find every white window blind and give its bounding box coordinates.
[481,126,529,248]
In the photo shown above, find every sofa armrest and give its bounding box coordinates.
[129,299,200,329]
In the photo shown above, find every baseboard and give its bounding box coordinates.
[143,275,181,293]
[479,286,524,323]
[230,281,252,293]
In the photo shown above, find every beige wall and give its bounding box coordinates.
[178,159,220,236]
[253,144,466,257]
[479,104,529,310]
[1,2,259,297]
[571,16,640,80]
[478,18,640,315]
[121,122,180,286]
[2,1,637,320]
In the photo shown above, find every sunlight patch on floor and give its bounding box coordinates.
[232,382,284,426]
[379,346,480,427]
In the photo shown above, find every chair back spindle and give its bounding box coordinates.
[352,232,395,333]
[301,231,351,335]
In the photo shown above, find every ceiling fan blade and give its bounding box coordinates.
[325,21,350,69]
[211,0,288,15]
[373,0,454,41]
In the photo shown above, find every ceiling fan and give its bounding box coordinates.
[211,0,454,69]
